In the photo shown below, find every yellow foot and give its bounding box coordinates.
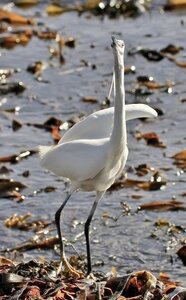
[57,258,84,279]
[86,272,96,280]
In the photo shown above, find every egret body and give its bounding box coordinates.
[39,37,157,277]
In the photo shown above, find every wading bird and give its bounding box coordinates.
[39,37,157,278]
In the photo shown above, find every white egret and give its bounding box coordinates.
[39,37,157,278]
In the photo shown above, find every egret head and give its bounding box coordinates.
[111,36,125,56]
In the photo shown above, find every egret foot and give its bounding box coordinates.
[86,272,96,280]
[57,256,84,278]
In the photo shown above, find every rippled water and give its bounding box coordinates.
[0,1,186,285]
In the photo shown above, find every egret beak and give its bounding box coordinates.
[111,36,117,47]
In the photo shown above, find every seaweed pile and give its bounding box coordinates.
[0,257,186,299]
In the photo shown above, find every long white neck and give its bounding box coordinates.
[110,48,127,155]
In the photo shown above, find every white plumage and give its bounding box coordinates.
[59,104,157,143]
[39,37,157,277]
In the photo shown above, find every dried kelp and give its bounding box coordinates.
[135,164,153,176]
[0,81,26,95]
[110,171,166,191]
[4,213,51,232]
[0,32,31,48]
[0,9,34,25]
[82,96,98,104]
[151,219,186,259]
[160,44,184,55]
[46,3,65,15]
[89,0,151,17]
[0,178,26,198]
[46,0,151,17]
[0,68,20,80]
[137,76,174,90]
[172,149,186,170]
[27,61,45,81]
[14,0,39,7]
[26,117,63,142]
[128,46,164,61]
[26,116,81,142]
[27,116,62,130]
[139,200,185,211]
[0,149,38,164]
[165,0,186,9]
[135,131,166,148]
[128,44,186,69]
[34,29,57,40]
[7,235,58,252]
[0,258,185,300]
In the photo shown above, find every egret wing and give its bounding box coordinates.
[60,109,113,143]
[125,103,157,120]
[40,138,108,182]
[59,104,157,143]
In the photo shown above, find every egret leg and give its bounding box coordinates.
[55,190,83,278]
[84,191,105,276]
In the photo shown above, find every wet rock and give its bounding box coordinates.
[65,37,76,48]
[177,245,186,266]
[12,119,22,131]
[0,166,12,174]
[0,81,26,95]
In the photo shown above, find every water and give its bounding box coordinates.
[0,1,186,285]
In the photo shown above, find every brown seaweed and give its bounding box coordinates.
[0,149,38,164]
[139,200,185,211]
[0,8,34,25]
[0,259,185,300]
[110,171,166,191]
[0,178,26,202]
[4,213,51,232]
[135,131,166,148]
[172,149,186,170]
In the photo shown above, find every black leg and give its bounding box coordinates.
[55,192,73,259]
[84,191,105,276]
